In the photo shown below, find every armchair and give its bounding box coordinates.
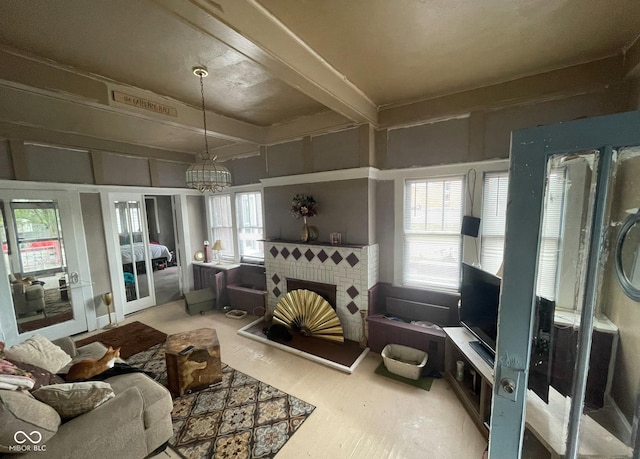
[10,281,46,317]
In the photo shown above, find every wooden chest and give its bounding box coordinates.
[165,328,222,396]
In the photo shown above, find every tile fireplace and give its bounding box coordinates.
[265,241,379,342]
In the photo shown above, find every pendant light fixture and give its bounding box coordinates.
[185,66,232,192]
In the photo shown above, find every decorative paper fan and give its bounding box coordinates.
[273,289,344,342]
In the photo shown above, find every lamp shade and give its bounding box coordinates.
[212,240,223,251]
[186,156,232,193]
[186,66,232,193]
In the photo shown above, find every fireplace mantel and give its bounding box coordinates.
[265,241,379,342]
[262,239,367,249]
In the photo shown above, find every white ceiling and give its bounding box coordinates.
[0,0,639,160]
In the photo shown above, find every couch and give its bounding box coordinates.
[226,264,267,315]
[10,281,45,317]
[367,282,460,373]
[0,336,173,459]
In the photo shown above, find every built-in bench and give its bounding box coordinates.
[367,283,460,373]
[226,264,267,315]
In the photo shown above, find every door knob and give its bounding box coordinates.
[500,378,516,394]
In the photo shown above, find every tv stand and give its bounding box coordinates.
[444,327,632,457]
[468,340,494,367]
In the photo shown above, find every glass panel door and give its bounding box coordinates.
[110,194,154,314]
[0,191,89,339]
[489,111,640,458]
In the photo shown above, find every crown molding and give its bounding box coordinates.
[260,167,379,187]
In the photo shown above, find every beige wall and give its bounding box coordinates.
[385,117,470,168]
[0,140,14,180]
[226,153,265,186]
[602,149,640,423]
[187,195,206,259]
[145,195,175,251]
[376,180,395,282]
[80,192,111,318]
[264,179,372,245]
[1,139,190,188]
[153,160,190,188]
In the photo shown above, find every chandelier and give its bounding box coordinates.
[186,66,232,193]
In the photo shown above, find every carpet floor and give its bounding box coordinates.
[127,343,316,459]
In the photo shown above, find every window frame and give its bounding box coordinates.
[390,160,510,292]
[206,185,264,264]
[235,191,264,262]
[402,175,465,291]
[479,168,568,303]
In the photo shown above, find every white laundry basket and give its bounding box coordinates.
[381,344,428,380]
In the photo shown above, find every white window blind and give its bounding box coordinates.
[480,170,566,300]
[236,191,264,260]
[480,172,509,276]
[209,194,234,260]
[403,177,463,290]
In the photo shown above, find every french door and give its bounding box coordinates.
[489,111,640,457]
[103,192,155,315]
[0,190,91,343]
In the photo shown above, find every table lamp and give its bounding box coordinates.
[213,240,223,264]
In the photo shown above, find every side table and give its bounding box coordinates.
[165,328,222,396]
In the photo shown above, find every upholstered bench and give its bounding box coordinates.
[226,264,267,315]
[367,283,460,373]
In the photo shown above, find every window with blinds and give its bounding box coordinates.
[480,172,509,275]
[209,194,235,260]
[480,170,566,300]
[403,177,464,290]
[236,191,264,260]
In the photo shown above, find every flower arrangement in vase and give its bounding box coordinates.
[290,194,318,242]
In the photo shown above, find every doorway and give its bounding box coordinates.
[145,195,181,305]
[0,190,91,341]
[489,111,640,458]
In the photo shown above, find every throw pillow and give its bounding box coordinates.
[0,390,60,453]
[32,381,115,419]
[6,359,65,391]
[5,334,72,374]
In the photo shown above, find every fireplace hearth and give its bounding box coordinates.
[265,241,379,342]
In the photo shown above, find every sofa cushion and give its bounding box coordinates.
[106,373,172,428]
[32,381,115,419]
[5,335,72,374]
[0,389,61,453]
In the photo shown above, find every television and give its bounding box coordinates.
[459,262,555,403]
[459,263,501,359]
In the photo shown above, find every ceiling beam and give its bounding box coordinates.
[152,0,378,125]
[211,142,260,161]
[266,110,356,145]
[379,55,626,128]
[0,47,265,145]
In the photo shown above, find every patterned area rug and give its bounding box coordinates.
[127,343,316,459]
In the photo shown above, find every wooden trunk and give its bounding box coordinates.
[165,328,222,396]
